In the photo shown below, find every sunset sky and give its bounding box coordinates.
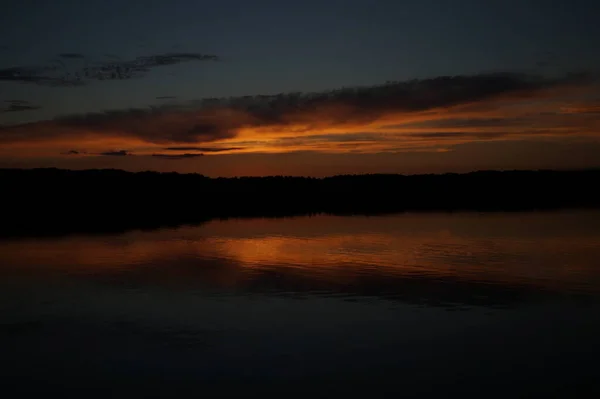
[1,0,600,176]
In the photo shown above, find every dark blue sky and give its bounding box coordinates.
[2,0,599,122]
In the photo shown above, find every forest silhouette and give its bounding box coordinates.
[2,168,599,238]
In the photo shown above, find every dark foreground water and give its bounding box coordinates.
[1,211,600,398]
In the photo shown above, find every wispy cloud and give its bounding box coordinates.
[0,65,71,86]
[61,149,83,155]
[1,71,598,156]
[560,103,600,114]
[163,146,243,152]
[98,150,132,156]
[407,132,510,139]
[0,52,218,87]
[152,153,204,159]
[1,100,41,113]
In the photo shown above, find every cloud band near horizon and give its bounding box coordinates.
[0,71,599,159]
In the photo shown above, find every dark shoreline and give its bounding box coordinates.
[2,167,600,239]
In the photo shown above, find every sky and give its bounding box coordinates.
[1,0,600,176]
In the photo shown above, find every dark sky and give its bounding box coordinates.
[1,0,600,176]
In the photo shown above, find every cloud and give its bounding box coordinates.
[156,96,177,100]
[0,71,598,156]
[0,52,218,87]
[408,132,510,139]
[163,146,243,152]
[77,53,218,83]
[59,148,206,159]
[42,106,241,144]
[560,104,600,114]
[98,150,132,156]
[151,153,204,159]
[1,100,41,113]
[136,53,218,67]
[398,117,528,129]
[0,65,73,86]
[277,133,387,142]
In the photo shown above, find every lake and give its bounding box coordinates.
[1,211,600,397]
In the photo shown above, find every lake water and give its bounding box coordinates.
[1,211,600,397]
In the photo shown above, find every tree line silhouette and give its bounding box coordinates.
[2,168,599,238]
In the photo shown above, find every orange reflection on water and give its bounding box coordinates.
[1,212,600,298]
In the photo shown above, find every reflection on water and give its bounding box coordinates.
[1,211,600,397]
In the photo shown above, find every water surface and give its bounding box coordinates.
[1,211,600,397]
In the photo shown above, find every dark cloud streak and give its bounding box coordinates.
[0,65,72,86]
[1,100,41,113]
[409,132,510,139]
[152,153,204,159]
[163,146,243,152]
[0,52,218,87]
[98,150,132,156]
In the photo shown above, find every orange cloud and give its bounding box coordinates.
[0,71,598,158]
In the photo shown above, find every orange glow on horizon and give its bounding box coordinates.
[1,82,599,161]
